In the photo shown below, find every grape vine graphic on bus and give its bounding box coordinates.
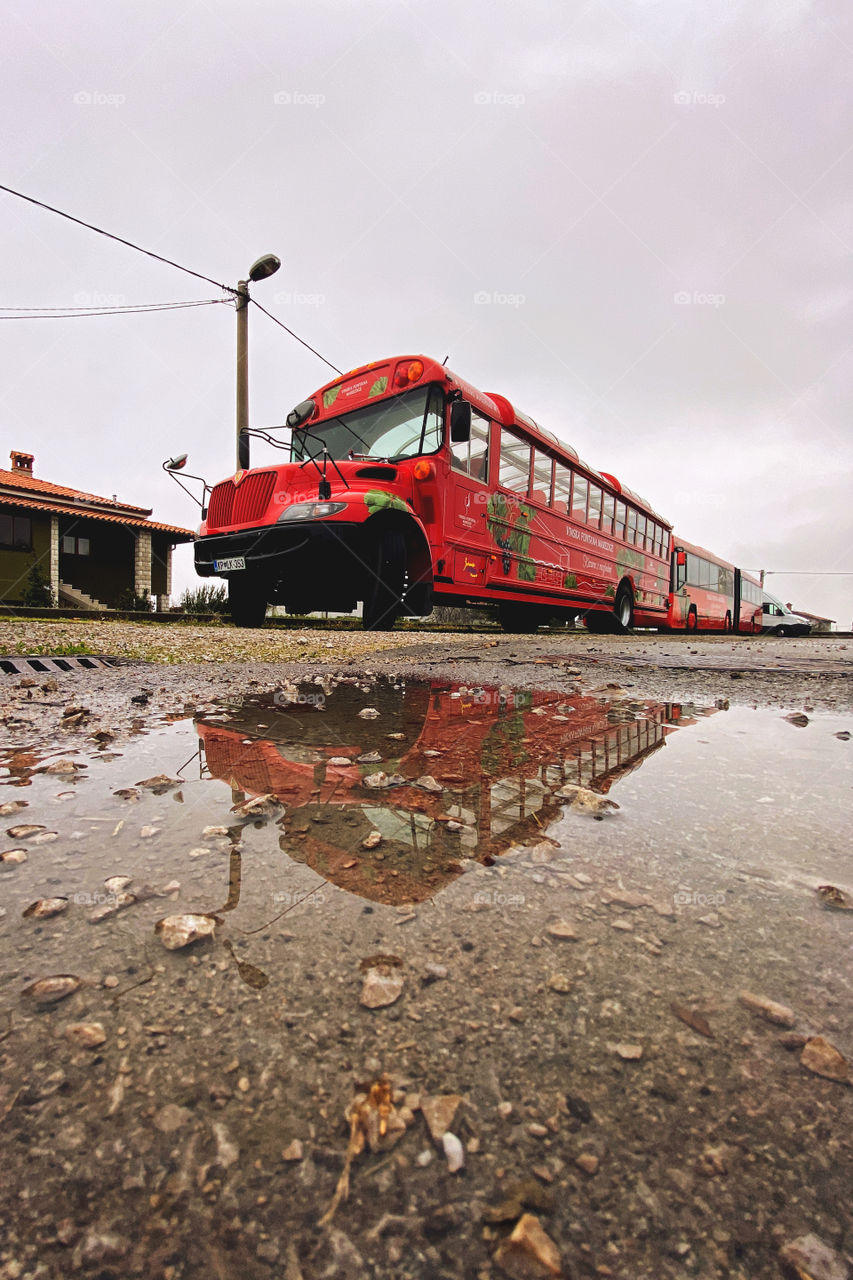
[487,493,534,579]
[364,490,408,516]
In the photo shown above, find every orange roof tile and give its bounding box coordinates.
[1,493,194,540]
[0,466,152,515]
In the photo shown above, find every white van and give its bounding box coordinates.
[761,593,812,636]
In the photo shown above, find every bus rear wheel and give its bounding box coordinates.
[615,585,634,631]
[229,576,267,628]
[362,530,405,631]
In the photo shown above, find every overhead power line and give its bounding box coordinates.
[0,182,236,294]
[0,299,227,320]
[250,298,343,375]
[0,181,344,374]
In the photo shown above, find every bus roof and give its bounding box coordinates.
[309,355,671,527]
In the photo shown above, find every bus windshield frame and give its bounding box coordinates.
[291,384,445,464]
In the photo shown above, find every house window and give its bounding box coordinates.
[62,535,90,556]
[0,515,32,550]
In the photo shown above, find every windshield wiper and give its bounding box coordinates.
[295,435,350,499]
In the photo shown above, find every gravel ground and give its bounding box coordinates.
[1,622,851,1280]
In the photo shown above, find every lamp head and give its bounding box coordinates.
[248,254,281,283]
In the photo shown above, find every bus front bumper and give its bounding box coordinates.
[194,521,364,580]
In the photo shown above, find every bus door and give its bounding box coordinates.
[443,407,492,588]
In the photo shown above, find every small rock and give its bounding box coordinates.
[493,1212,562,1278]
[360,956,405,1008]
[547,974,571,994]
[497,1101,514,1119]
[421,1094,462,1142]
[363,772,390,789]
[357,751,383,763]
[282,1139,304,1161]
[42,758,86,775]
[784,713,810,728]
[328,757,352,767]
[358,707,380,719]
[816,884,853,911]
[442,1131,465,1172]
[738,990,796,1028]
[361,831,383,850]
[211,1121,239,1168]
[527,1123,548,1138]
[779,1233,851,1280]
[154,913,216,950]
[1,848,28,864]
[22,974,82,1005]
[555,784,619,817]
[64,1022,106,1049]
[545,921,577,941]
[202,825,229,838]
[575,1152,599,1175]
[23,897,69,919]
[422,962,448,983]
[136,774,179,793]
[6,824,47,839]
[614,1043,644,1061]
[800,1036,851,1084]
[415,775,443,794]
[140,825,159,839]
[104,875,132,893]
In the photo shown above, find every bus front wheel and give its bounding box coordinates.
[363,530,405,631]
[229,576,267,628]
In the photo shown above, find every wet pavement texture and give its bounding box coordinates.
[1,663,852,1280]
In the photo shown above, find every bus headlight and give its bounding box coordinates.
[277,501,347,522]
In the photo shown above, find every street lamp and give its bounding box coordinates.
[236,253,281,470]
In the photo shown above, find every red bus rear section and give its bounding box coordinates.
[666,539,762,633]
[194,354,673,631]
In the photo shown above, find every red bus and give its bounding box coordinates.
[667,539,762,632]
[193,354,672,632]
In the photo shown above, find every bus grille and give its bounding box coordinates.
[207,472,277,530]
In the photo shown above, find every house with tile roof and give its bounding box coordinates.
[0,450,194,610]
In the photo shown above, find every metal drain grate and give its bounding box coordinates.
[0,654,125,676]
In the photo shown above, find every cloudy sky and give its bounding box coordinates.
[3,0,851,623]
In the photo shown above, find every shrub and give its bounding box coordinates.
[180,583,229,615]
[21,561,55,608]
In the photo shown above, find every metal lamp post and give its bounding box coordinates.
[236,254,281,470]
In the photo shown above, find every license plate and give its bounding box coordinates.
[214,556,246,572]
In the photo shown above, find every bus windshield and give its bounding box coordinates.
[291,385,444,463]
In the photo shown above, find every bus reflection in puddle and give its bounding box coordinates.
[195,681,720,907]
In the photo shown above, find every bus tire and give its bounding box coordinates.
[363,530,405,631]
[686,607,698,632]
[229,577,267,628]
[614,584,634,631]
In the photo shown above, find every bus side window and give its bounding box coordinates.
[635,513,646,548]
[553,464,572,514]
[499,430,531,494]
[626,507,638,544]
[614,501,626,540]
[451,410,490,481]
[602,491,615,535]
[588,484,602,529]
[572,475,588,522]
[531,451,552,505]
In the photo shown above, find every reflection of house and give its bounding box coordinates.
[790,610,835,634]
[0,450,193,610]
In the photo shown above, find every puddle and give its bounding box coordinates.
[1,678,851,1279]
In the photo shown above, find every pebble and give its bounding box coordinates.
[153,1103,192,1133]
[778,1232,850,1280]
[547,974,572,994]
[360,959,405,1008]
[421,1094,462,1142]
[738,990,796,1028]
[154,913,216,950]
[614,1043,644,1061]
[282,1139,304,1162]
[64,1022,107,1049]
[442,1131,465,1172]
[575,1152,599,1175]
[800,1036,851,1084]
[493,1212,562,1279]
[545,921,578,941]
[22,974,82,1005]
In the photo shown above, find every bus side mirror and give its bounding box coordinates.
[450,401,472,443]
